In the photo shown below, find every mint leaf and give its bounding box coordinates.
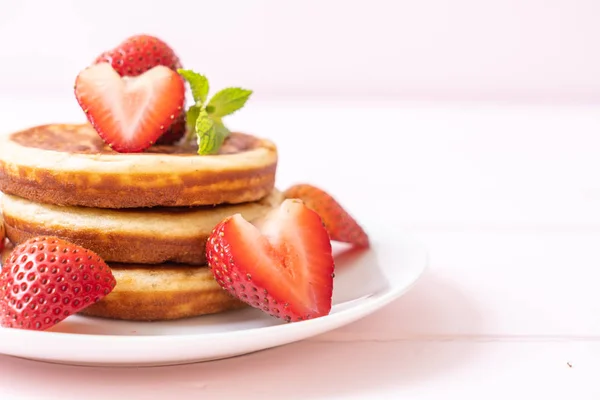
[207,87,253,118]
[177,69,209,105]
[195,110,214,154]
[214,120,230,141]
[177,70,251,154]
[195,109,229,155]
[185,105,201,142]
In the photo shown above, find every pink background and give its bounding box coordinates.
[1,0,598,103]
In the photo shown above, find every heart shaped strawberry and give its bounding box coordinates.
[93,34,187,145]
[74,63,185,153]
[206,199,335,322]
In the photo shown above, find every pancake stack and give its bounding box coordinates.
[0,123,280,321]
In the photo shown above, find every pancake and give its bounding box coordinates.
[0,244,246,321]
[1,189,283,265]
[0,123,278,208]
[80,263,247,321]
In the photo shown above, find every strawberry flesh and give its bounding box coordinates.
[0,236,116,331]
[93,34,186,144]
[74,63,185,153]
[284,184,370,248]
[206,199,334,322]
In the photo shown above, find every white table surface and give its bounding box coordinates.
[0,98,599,399]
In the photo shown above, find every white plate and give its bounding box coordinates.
[0,235,427,367]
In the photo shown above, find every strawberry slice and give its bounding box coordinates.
[74,63,185,153]
[93,34,186,145]
[0,236,116,331]
[206,199,334,322]
[284,184,370,248]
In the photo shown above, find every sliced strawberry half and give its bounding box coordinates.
[93,34,186,145]
[206,199,335,322]
[74,63,185,153]
[284,184,370,248]
[0,236,116,331]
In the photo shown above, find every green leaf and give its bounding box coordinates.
[177,70,251,154]
[207,87,253,118]
[195,110,229,155]
[185,105,201,142]
[177,69,209,105]
[214,120,231,141]
[195,110,214,154]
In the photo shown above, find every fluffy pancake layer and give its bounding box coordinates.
[80,263,247,321]
[0,244,245,321]
[1,190,283,265]
[0,123,278,208]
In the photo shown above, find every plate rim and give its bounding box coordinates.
[0,234,428,363]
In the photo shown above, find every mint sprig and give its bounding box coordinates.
[177,69,252,155]
[207,87,253,118]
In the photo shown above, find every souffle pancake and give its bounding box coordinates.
[1,189,284,265]
[0,123,277,209]
[0,244,246,321]
[79,264,247,321]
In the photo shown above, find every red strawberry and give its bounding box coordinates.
[93,34,186,145]
[283,184,370,247]
[206,199,334,322]
[0,236,116,331]
[155,111,186,145]
[74,63,185,153]
[93,34,182,77]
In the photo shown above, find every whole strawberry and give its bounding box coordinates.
[94,34,182,77]
[0,236,116,331]
[93,34,185,145]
